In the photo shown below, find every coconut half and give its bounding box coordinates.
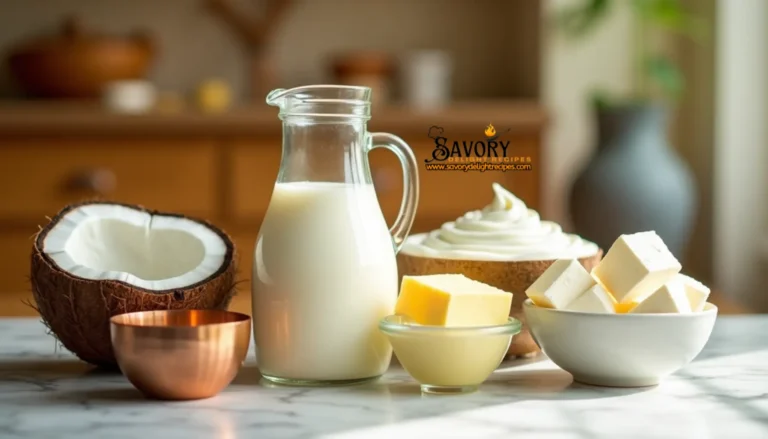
[31,201,237,367]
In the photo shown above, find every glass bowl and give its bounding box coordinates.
[379,315,521,394]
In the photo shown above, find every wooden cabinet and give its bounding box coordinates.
[0,231,35,294]
[0,102,545,313]
[0,140,219,220]
[228,139,282,221]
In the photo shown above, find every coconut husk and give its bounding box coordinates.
[30,201,238,368]
[397,250,603,358]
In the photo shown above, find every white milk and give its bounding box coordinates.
[252,181,397,381]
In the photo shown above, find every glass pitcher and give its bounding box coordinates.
[253,85,419,386]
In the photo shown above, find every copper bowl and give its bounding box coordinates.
[397,248,603,358]
[110,310,251,400]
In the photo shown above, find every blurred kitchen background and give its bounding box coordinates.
[0,0,765,315]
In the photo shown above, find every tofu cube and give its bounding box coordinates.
[525,259,596,309]
[676,274,711,312]
[629,282,692,314]
[565,283,616,314]
[593,231,682,304]
[395,274,513,326]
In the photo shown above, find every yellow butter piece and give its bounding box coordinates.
[395,274,513,326]
[614,302,638,313]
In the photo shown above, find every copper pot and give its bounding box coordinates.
[7,17,155,99]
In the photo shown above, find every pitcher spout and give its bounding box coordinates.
[265,88,287,107]
[265,85,373,119]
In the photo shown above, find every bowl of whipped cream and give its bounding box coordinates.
[398,183,602,357]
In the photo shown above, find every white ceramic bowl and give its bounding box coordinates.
[523,299,718,387]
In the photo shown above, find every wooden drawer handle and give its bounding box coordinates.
[66,168,117,195]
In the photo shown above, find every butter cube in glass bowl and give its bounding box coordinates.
[395,274,513,326]
[379,315,521,394]
[381,274,520,394]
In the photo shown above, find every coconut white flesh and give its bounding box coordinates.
[43,204,227,291]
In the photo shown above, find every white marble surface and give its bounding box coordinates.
[0,317,766,439]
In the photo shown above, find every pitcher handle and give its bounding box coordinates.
[368,132,419,253]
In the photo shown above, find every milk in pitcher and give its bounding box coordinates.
[253,181,397,382]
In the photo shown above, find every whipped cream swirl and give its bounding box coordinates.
[402,183,599,261]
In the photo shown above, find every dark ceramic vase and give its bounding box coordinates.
[569,103,696,259]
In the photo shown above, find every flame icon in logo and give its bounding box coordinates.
[484,123,496,138]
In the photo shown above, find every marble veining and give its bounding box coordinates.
[0,317,766,439]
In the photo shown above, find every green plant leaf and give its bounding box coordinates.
[644,55,684,99]
[631,0,706,40]
[553,0,611,38]
[590,90,614,109]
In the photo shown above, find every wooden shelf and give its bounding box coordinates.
[0,100,546,137]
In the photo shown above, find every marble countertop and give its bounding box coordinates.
[0,317,766,439]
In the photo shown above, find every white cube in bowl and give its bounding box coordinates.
[522,299,718,387]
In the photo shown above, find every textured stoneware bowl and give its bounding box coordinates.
[397,249,602,357]
[523,299,718,387]
[110,310,251,400]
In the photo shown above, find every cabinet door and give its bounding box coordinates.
[228,140,282,222]
[0,139,219,220]
[0,231,34,296]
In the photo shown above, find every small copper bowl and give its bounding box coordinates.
[110,310,251,400]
